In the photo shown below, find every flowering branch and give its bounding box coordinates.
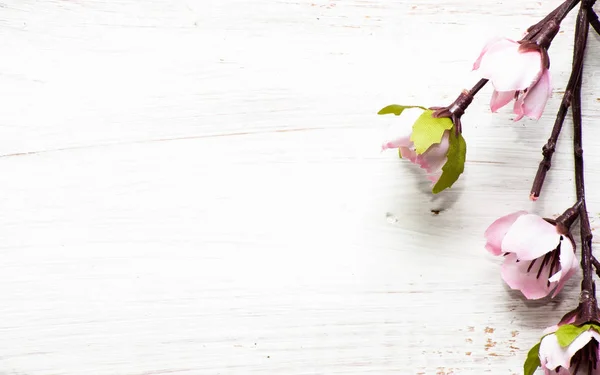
[586,8,600,35]
[525,0,581,40]
[522,4,600,374]
[530,11,587,200]
[570,5,597,323]
[431,79,487,134]
[591,257,600,278]
[378,0,600,373]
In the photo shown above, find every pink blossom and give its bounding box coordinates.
[484,211,579,299]
[381,107,449,183]
[473,37,552,121]
[539,326,600,374]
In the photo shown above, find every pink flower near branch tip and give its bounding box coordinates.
[484,211,579,299]
[473,37,552,121]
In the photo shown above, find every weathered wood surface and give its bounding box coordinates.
[1,1,599,374]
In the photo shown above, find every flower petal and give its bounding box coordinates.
[542,365,571,375]
[484,211,528,255]
[490,90,515,112]
[417,130,450,172]
[426,171,443,183]
[543,325,560,336]
[540,331,598,370]
[399,146,417,161]
[381,108,424,150]
[475,38,518,77]
[501,214,561,260]
[539,333,571,370]
[501,253,555,299]
[473,36,508,70]
[513,92,525,122]
[400,130,450,184]
[521,69,552,120]
[477,39,544,91]
[551,238,579,298]
[569,331,600,362]
[548,237,575,281]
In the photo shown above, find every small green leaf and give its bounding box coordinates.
[377,104,425,116]
[432,129,466,194]
[410,110,453,154]
[555,324,593,347]
[523,342,541,375]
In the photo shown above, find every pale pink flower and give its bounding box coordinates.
[539,325,600,374]
[473,37,552,121]
[381,107,449,183]
[484,211,579,299]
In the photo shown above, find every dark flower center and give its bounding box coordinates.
[525,237,563,286]
[570,339,599,374]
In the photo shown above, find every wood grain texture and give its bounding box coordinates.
[1,0,600,374]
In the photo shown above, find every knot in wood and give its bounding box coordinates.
[450,91,473,117]
[541,142,555,155]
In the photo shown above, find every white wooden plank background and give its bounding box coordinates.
[1,1,600,374]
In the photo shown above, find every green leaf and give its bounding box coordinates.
[432,129,466,194]
[410,110,453,154]
[555,324,593,347]
[377,104,425,116]
[523,342,541,375]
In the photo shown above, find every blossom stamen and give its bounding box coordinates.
[569,339,599,374]
[527,258,537,272]
[547,246,561,280]
[536,251,553,279]
[573,358,581,375]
